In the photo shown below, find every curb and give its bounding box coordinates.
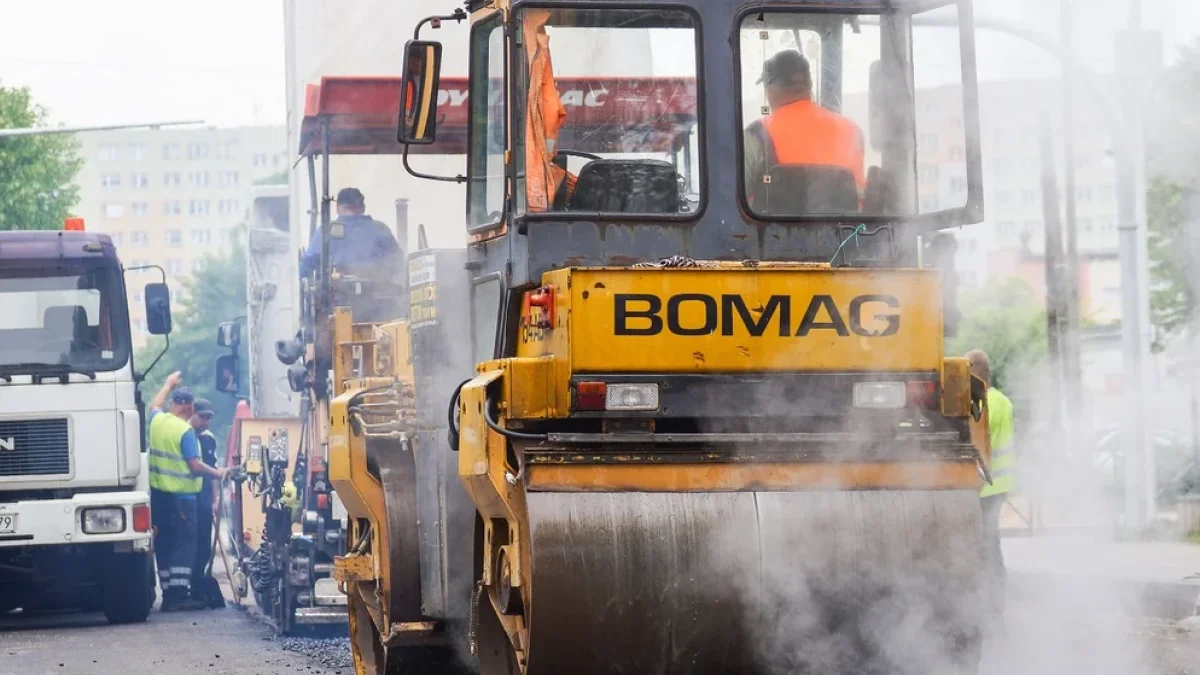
[1008,570,1200,621]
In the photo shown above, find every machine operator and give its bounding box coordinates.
[147,372,228,611]
[743,50,866,212]
[298,187,403,279]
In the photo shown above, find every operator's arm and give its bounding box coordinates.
[299,230,322,279]
[373,222,402,260]
[743,123,768,207]
[182,430,226,480]
[150,371,183,412]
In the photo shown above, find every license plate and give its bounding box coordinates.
[0,514,15,534]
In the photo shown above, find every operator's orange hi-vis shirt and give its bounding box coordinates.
[762,99,865,190]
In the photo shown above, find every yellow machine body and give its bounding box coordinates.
[236,417,304,552]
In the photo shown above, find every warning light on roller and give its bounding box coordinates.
[64,217,85,231]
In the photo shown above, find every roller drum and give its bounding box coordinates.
[520,490,986,675]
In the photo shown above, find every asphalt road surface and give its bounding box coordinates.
[0,606,346,675]
[2,599,1196,675]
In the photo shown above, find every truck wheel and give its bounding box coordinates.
[103,551,154,624]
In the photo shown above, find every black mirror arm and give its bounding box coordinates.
[414,8,466,40]
[402,145,466,184]
[136,333,169,384]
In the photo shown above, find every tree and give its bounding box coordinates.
[947,277,1048,396]
[0,85,83,230]
[1146,177,1195,353]
[135,230,248,453]
[254,170,288,186]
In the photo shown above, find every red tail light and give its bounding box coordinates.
[575,381,607,411]
[132,504,152,533]
[906,381,937,409]
[317,493,330,510]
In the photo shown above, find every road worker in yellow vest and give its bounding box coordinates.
[147,371,227,611]
[966,350,1014,616]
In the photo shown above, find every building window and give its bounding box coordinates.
[165,229,183,246]
[187,143,209,160]
[163,172,182,187]
[189,200,211,216]
[131,202,149,217]
[102,203,124,219]
[920,196,939,212]
[918,134,938,152]
[218,199,240,215]
[215,141,240,160]
[165,259,183,275]
[997,221,1015,238]
[131,259,150,273]
[191,229,212,245]
[996,190,1012,206]
[1022,188,1039,205]
[1077,186,1093,201]
[99,144,120,160]
[131,231,149,246]
[1023,220,1042,234]
[992,158,1012,175]
[252,153,268,167]
[919,164,939,181]
[1102,219,1116,232]
[163,200,182,216]
[163,143,181,160]
[948,146,964,161]
[189,171,210,187]
[110,232,124,246]
[219,171,240,187]
[101,173,121,188]
[131,173,149,189]
[192,259,207,274]
[1081,217,1094,232]
[128,144,146,160]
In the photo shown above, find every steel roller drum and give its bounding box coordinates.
[523,489,987,675]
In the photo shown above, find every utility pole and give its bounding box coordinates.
[1041,112,1068,431]
[1060,0,1084,431]
[1115,0,1160,530]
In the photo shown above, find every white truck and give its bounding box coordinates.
[0,223,173,624]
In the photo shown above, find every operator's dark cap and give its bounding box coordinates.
[757,50,812,87]
[336,187,365,207]
[171,388,195,405]
[193,398,215,419]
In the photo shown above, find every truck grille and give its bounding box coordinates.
[0,419,70,477]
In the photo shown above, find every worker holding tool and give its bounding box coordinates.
[189,398,225,608]
[743,49,866,212]
[967,350,1015,616]
[147,372,227,611]
[297,188,403,279]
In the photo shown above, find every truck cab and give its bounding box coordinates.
[0,224,172,624]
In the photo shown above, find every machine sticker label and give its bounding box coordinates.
[613,293,901,338]
[408,254,437,287]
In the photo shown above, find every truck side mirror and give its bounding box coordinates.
[144,283,172,335]
[215,354,240,395]
[217,321,241,349]
[398,40,443,145]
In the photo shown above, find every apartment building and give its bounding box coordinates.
[74,126,288,345]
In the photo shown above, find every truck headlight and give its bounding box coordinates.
[81,507,126,535]
[852,382,907,410]
[605,383,660,411]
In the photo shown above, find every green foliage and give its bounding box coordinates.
[0,85,82,230]
[254,170,288,186]
[1147,177,1193,353]
[947,278,1047,395]
[135,230,248,453]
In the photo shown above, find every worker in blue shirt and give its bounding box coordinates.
[298,187,403,279]
[147,372,227,611]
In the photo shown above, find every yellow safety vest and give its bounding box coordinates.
[980,387,1015,498]
[148,412,202,494]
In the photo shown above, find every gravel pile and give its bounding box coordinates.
[276,636,353,670]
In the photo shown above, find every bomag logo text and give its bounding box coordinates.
[614,294,901,337]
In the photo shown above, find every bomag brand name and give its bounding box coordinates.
[614,293,901,337]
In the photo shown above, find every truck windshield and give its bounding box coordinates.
[513,7,701,218]
[0,261,130,373]
[738,2,972,219]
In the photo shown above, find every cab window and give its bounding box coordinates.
[514,8,701,218]
[738,2,972,220]
[468,14,507,229]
